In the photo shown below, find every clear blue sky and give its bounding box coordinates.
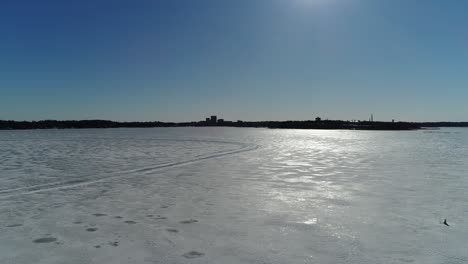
[1,0,467,122]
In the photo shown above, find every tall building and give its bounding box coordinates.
[211,115,217,123]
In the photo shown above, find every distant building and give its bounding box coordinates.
[315,117,321,122]
[206,118,210,122]
[211,115,217,123]
[218,119,224,123]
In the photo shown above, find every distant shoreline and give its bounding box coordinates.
[1,120,468,131]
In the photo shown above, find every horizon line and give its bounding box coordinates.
[2,119,468,124]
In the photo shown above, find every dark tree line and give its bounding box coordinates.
[2,119,468,131]
[417,122,468,128]
[0,120,175,130]
[0,119,428,130]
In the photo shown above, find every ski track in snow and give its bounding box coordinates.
[0,139,258,198]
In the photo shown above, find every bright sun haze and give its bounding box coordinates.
[0,0,467,122]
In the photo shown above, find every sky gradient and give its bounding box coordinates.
[1,0,468,122]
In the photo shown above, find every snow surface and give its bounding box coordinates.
[1,127,468,264]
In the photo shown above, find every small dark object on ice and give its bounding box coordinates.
[443,219,450,226]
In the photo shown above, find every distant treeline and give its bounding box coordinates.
[264,120,421,130]
[1,119,467,131]
[0,120,175,130]
[198,120,423,130]
[417,122,468,128]
[0,119,430,130]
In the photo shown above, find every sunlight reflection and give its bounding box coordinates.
[300,218,318,225]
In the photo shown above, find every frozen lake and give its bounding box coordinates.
[1,127,467,264]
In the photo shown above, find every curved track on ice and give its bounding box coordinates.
[0,139,258,198]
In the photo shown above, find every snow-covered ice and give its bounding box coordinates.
[1,127,468,263]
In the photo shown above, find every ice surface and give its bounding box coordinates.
[1,127,468,263]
